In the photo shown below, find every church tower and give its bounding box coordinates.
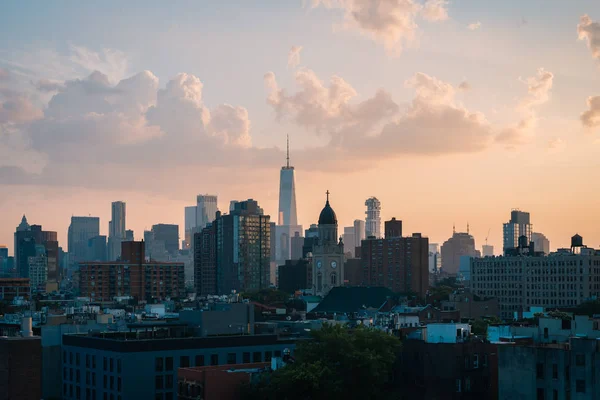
[312,191,345,296]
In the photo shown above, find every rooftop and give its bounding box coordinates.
[311,286,395,314]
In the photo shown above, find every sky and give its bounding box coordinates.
[1,0,600,254]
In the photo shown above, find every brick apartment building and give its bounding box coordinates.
[0,278,30,301]
[0,336,42,400]
[78,241,184,302]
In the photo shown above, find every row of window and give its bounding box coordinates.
[155,350,282,373]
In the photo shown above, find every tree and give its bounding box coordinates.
[471,316,503,336]
[243,324,402,400]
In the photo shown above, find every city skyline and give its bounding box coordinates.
[1,1,600,254]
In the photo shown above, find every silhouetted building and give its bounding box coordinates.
[365,197,381,238]
[196,195,219,230]
[152,224,180,255]
[0,333,42,400]
[503,210,532,252]
[194,224,217,296]
[361,233,429,297]
[120,241,145,264]
[290,232,304,261]
[108,201,126,260]
[302,224,319,259]
[125,229,134,241]
[87,235,107,262]
[385,217,402,239]
[68,216,100,265]
[441,228,479,275]
[312,192,344,296]
[215,200,270,293]
[343,258,362,286]
[278,259,311,293]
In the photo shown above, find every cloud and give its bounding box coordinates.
[0,125,47,174]
[266,68,492,157]
[467,22,481,31]
[421,0,449,22]
[458,81,471,91]
[496,68,554,147]
[581,96,600,128]
[547,137,565,152]
[34,79,65,92]
[309,0,448,55]
[0,89,43,124]
[288,46,303,68]
[0,68,8,81]
[68,44,129,83]
[578,14,600,61]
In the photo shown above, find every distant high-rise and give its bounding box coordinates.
[151,224,179,255]
[125,230,134,241]
[428,243,441,273]
[365,197,381,238]
[87,236,107,262]
[441,227,480,275]
[353,220,366,247]
[194,224,217,296]
[481,244,494,257]
[196,195,218,230]
[68,216,100,264]
[215,199,271,293]
[531,232,550,255]
[108,201,126,260]
[343,226,356,254]
[278,135,298,226]
[503,210,532,252]
[184,205,197,249]
[385,217,402,239]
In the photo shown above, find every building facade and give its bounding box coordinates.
[68,216,100,265]
[471,247,600,320]
[108,201,126,261]
[365,197,381,238]
[0,336,42,400]
[278,136,298,227]
[61,329,296,400]
[503,210,532,252]
[196,195,219,230]
[151,224,180,256]
[441,230,479,275]
[532,232,550,255]
[215,200,271,294]
[361,232,429,298]
[311,192,344,296]
[0,278,30,301]
[194,224,217,296]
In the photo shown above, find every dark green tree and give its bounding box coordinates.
[243,324,402,400]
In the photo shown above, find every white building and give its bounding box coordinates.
[196,194,218,230]
[428,243,441,273]
[531,232,550,255]
[28,245,48,291]
[365,197,381,238]
[426,323,471,344]
[482,244,494,257]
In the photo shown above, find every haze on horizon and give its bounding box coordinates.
[1,0,600,254]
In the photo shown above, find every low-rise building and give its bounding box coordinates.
[0,278,30,301]
[441,290,500,319]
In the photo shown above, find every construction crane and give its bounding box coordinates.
[485,228,491,245]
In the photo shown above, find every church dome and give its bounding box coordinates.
[318,191,337,225]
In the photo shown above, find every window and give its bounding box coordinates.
[117,377,122,392]
[553,389,558,400]
[274,350,281,358]
[211,354,218,366]
[92,373,96,385]
[180,356,189,368]
[227,353,237,364]
[155,357,164,372]
[465,377,471,392]
[483,354,488,367]
[253,352,262,362]
[552,364,558,380]
[76,370,80,383]
[456,379,461,392]
[473,354,479,369]
[331,273,337,285]
[110,358,114,373]
[103,357,107,371]
[103,375,107,389]
[195,355,204,367]
[165,374,173,389]
[544,327,549,339]
[117,359,121,374]
[576,354,585,367]
[243,352,251,364]
[576,379,585,393]
[537,388,545,400]
[464,355,470,369]
[86,355,90,368]
[70,352,73,365]
[265,351,272,362]
[110,376,114,390]
[92,356,96,369]
[86,371,90,385]
[536,363,544,379]
[165,393,173,400]
[155,375,163,390]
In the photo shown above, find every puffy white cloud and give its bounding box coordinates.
[34,79,65,92]
[288,46,303,68]
[208,104,252,147]
[0,89,43,124]
[467,22,481,30]
[421,0,449,22]
[310,0,449,55]
[578,15,600,61]
[519,68,554,111]
[581,95,600,128]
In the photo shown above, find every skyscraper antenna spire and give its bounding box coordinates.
[286,133,290,168]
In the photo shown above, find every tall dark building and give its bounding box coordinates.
[361,232,429,297]
[14,218,58,283]
[40,230,58,283]
[278,259,311,294]
[120,240,145,264]
[384,217,402,239]
[302,224,319,259]
[290,232,304,261]
[441,228,479,275]
[151,224,180,255]
[87,235,107,262]
[0,334,42,400]
[68,216,100,264]
[194,224,217,296]
[215,200,270,294]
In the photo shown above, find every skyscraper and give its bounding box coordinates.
[503,210,532,252]
[278,135,298,226]
[531,232,550,255]
[365,197,381,238]
[440,227,480,275]
[108,201,126,260]
[194,223,216,296]
[68,216,100,265]
[215,199,271,293]
[196,195,218,229]
[151,224,180,255]
[353,219,366,247]
[184,205,197,249]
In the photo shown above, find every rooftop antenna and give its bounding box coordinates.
[467,222,470,235]
[286,134,290,168]
[453,223,455,234]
